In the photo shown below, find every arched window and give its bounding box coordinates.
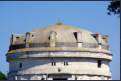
[20,63,22,68]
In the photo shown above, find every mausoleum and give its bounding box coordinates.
[6,23,112,80]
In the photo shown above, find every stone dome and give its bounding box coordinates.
[12,23,108,44]
[7,23,111,55]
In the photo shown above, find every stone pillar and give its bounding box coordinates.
[50,31,56,47]
[15,76,17,80]
[25,32,36,48]
[42,75,47,80]
[77,31,82,47]
[72,75,75,80]
[26,32,30,48]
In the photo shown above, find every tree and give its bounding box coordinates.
[107,1,120,18]
[0,71,7,80]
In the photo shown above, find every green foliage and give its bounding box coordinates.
[0,71,7,80]
[107,1,120,18]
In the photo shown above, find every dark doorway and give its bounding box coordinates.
[53,78,67,80]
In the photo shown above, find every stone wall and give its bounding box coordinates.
[8,57,111,77]
[8,74,112,80]
[7,51,112,80]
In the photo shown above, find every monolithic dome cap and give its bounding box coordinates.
[7,23,111,55]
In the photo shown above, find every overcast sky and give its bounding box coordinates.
[0,1,120,80]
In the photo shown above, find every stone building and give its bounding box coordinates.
[6,23,112,80]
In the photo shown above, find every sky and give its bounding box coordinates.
[0,1,120,80]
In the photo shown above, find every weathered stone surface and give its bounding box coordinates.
[7,23,112,80]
